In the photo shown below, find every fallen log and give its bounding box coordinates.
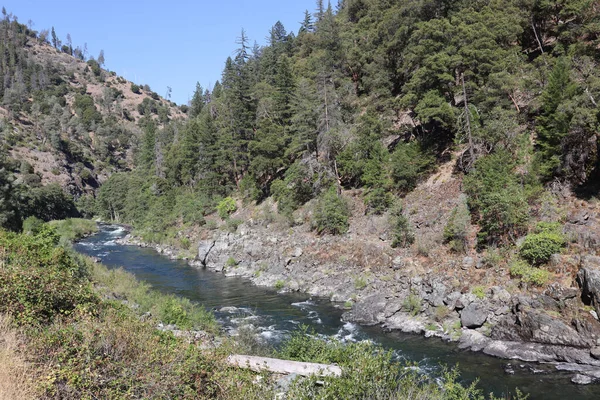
[226,355,342,377]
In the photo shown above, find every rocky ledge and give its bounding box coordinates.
[118,224,600,385]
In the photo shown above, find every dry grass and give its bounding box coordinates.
[0,315,38,400]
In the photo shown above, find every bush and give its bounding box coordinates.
[390,203,414,248]
[463,151,529,246]
[130,83,140,94]
[403,293,422,316]
[510,260,550,286]
[277,328,504,400]
[48,218,98,243]
[22,216,44,235]
[216,197,237,219]
[86,59,101,76]
[364,188,393,215]
[270,162,317,217]
[519,222,565,265]
[0,229,96,325]
[313,187,349,235]
[443,197,470,253]
[390,141,436,192]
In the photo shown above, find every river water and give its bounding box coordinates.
[74,225,600,399]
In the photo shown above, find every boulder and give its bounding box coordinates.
[460,301,487,328]
[577,258,600,316]
[462,256,475,270]
[342,294,388,325]
[591,346,600,360]
[572,374,594,385]
[197,240,215,266]
[444,291,462,309]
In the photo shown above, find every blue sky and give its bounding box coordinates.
[6,1,316,104]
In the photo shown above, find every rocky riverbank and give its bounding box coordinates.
[116,217,600,386]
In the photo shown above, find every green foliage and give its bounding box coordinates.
[277,328,512,399]
[443,197,471,253]
[313,187,349,235]
[86,58,101,76]
[130,83,140,94]
[389,202,414,248]
[463,151,529,246]
[277,328,403,399]
[274,280,285,290]
[48,218,98,243]
[364,187,393,215]
[22,216,44,235]
[510,260,551,286]
[390,141,436,192]
[271,161,318,218]
[73,94,102,129]
[216,197,237,220]
[535,57,577,181]
[403,293,422,316]
[471,286,486,300]
[519,222,565,265]
[0,229,96,325]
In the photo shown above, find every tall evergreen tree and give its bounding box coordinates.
[536,57,578,180]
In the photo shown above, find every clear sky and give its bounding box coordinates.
[5,1,316,105]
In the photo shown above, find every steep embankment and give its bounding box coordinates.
[0,14,184,204]
[119,160,600,384]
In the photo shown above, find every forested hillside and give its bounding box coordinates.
[0,9,184,230]
[96,0,599,248]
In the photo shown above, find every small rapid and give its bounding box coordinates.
[74,224,600,399]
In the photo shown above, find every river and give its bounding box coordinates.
[74,224,600,399]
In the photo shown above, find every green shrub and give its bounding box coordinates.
[271,162,317,217]
[48,218,98,243]
[226,257,237,267]
[0,229,96,325]
[463,151,529,246]
[471,286,486,300]
[216,197,237,219]
[86,59,101,76]
[130,83,140,94]
[226,218,243,232]
[510,260,551,286]
[519,222,565,265]
[276,328,506,400]
[364,187,393,215]
[390,141,436,193]
[22,216,44,235]
[443,198,470,253]
[403,293,421,316]
[390,203,414,248]
[313,187,349,235]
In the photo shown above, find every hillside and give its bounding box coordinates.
[2,0,600,390]
[0,13,185,229]
[91,0,600,383]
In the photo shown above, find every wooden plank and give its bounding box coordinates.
[226,355,342,377]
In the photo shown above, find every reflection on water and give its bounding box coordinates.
[74,225,600,400]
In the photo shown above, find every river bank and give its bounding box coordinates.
[116,216,600,386]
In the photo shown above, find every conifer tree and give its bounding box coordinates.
[536,57,577,180]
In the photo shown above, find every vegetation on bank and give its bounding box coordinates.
[47,217,98,242]
[0,223,528,399]
[82,1,597,289]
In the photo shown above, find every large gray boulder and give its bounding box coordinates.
[578,256,600,315]
[460,301,487,328]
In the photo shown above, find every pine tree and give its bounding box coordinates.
[51,27,58,48]
[299,10,314,34]
[536,57,577,180]
[189,82,206,118]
